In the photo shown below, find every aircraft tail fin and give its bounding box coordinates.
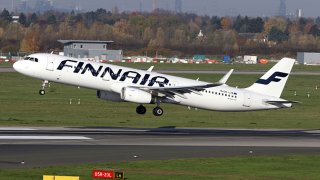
[246,58,295,98]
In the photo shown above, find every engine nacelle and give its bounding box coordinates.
[97,90,124,102]
[121,87,153,104]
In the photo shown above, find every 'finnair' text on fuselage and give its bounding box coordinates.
[57,60,169,87]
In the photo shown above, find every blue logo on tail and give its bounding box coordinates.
[256,72,288,85]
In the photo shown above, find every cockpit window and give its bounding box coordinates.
[24,56,38,62]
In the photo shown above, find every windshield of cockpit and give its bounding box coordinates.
[24,56,38,62]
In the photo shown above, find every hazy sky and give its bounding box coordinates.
[1,0,320,17]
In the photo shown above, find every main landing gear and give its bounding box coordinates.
[136,105,147,115]
[136,99,164,116]
[39,80,49,95]
[152,106,163,116]
[135,105,164,116]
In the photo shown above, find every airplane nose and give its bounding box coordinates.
[13,60,27,74]
[13,61,21,72]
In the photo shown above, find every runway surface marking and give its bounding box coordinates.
[0,127,320,168]
[0,136,92,140]
[0,128,36,131]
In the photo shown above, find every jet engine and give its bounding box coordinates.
[121,87,153,104]
[97,90,124,102]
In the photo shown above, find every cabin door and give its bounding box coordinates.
[46,56,54,71]
[243,93,252,107]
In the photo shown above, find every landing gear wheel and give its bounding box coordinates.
[39,80,49,95]
[153,107,163,116]
[39,89,45,95]
[136,105,147,115]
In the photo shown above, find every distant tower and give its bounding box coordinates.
[296,9,302,18]
[152,0,156,12]
[175,0,182,13]
[279,0,286,17]
[139,1,142,12]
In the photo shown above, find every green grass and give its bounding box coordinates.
[1,155,320,180]
[0,72,319,128]
[110,62,320,72]
[0,62,14,67]
[2,61,320,71]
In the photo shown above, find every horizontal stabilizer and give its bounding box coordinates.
[264,100,301,105]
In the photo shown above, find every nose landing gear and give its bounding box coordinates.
[39,80,49,95]
[39,89,45,95]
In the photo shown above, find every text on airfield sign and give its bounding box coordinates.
[92,170,124,179]
[92,170,114,179]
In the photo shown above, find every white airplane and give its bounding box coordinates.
[13,53,297,116]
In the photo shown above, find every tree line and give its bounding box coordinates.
[1,8,320,57]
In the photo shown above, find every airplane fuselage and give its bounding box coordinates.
[13,53,292,114]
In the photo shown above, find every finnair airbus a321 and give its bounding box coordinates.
[13,53,297,116]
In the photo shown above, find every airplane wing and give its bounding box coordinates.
[131,83,222,99]
[129,69,234,99]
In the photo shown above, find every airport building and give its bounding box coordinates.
[58,40,123,61]
[297,52,320,65]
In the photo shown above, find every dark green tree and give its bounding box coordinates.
[0,9,12,22]
[248,17,264,33]
[18,13,27,26]
[29,13,38,24]
[309,25,320,37]
[47,14,57,24]
[210,16,221,29]
[268,26,288,42]
[233,15,244,32]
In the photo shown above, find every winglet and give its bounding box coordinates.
[147,66,154,72]
[218,69,233,84]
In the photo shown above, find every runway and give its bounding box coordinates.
[1,127,320,168]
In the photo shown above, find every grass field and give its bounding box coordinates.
[0,72,319,128]
[0,62,13,67]
[2,61,320,71]
[0,66,320,180]
[115,62,320,72]
[1,154,320,180]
